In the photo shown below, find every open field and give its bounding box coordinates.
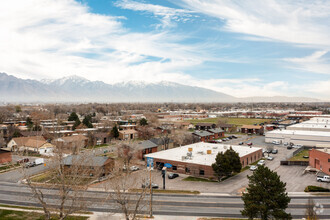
[188,117,273,126]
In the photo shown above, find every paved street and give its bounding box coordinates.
[0,181,329,219]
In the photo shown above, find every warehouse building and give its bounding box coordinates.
[309,148,330,175]
[145,142,262,178]
[286,123,330,132]
[265,130,330,147]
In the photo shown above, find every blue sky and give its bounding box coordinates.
[0,0,329,99]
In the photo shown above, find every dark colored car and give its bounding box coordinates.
[17,158,29,164]
[227,136,232,139]
[231,135,238,139]
[168,173,179,179]
[238,142,244,145]
[272,149,278,154]
[287,146,293,150]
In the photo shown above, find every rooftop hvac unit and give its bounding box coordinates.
[207,150,212,154]
[213,146,218,149]
[181,156,186,161]
[188,147,193,152]
[197,151,204,154]
[187,151,192,157]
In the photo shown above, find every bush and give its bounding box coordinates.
[304,185,330,192]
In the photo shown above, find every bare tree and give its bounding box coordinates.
[305,198,319,220]
[21,139,101,219]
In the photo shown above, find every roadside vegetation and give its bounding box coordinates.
[183,176,217,182]
[0,209,88,220]
[304,185,330,192]
[289,149,309,161]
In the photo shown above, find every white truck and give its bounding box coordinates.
[317,175,330,182]
[34,158,45,166]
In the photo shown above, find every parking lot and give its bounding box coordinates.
[145,135,329,194]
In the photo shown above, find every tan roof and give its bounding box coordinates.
[13,136,47,148]
[57,135,88,143]
[241,125,263,129]
[119,129,138,134]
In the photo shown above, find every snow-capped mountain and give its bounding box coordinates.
[0,73,235,102]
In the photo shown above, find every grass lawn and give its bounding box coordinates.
[0,209,88,220]
[188,117,272,126]
[30,172,54,183]
[183,176,217,182]
[289,149,310,161]
[0,164,20,172]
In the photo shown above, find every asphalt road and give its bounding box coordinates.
[0,182,329,219]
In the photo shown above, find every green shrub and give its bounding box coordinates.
[304,185,330,192]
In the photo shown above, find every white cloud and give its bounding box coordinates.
[284,51,330,74]
[0,0,207,83]
[173,0,330,48]
[115,0,194,28]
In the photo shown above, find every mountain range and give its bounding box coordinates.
[0,73,321,103]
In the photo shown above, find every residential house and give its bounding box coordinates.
[241,125,264,135]
[53,135,88,154]
[7,136,54,155]
[62,155,114,177]
[94,132,111,145]
[137,138,175,160]
[207,128,225,139]
[218,123,235,132]
[192,130,214,142]
[195,123,216,130]
[119,129,138,140]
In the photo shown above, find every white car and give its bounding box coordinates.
[266,156,274,161]
[249,165,257,171]
[257,160,265,166]
[293,144,303,149]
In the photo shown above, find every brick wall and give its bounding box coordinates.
[309,149,330,175]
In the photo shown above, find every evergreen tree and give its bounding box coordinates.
[111,125,119,139]
[82,115,93,128]
[68,112,79,121]
[241,166,291,220]
[72,119,81,130]
[212,147,241,181]
[139,118,148,126]
[26,117,33,130]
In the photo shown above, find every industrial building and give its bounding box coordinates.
[265,130,330,147]
[145,142,262,178]
[309,148,330,175]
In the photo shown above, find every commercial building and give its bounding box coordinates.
[240,125,264,135]
[309,148,330,175]
[0,149,12,164]
[145,142,262,178]
[265,130,330,147]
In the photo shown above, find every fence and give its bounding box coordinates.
[281,146,309,166]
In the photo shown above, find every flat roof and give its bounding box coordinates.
[145,142,261,166]
[288,124,330,129]
[267,129,330,137]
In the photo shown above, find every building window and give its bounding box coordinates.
[172,166,177,171]
[199,170,205,176]
[185,167,190,173]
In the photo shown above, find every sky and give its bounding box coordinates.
[0,0,329,100]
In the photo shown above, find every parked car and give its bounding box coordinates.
[238,142,244,145]
[232,135,238,139]
[283,142,289,146]
[266,149,272,153]
[130,166,139,171]
[17,158,29,164]
[142,182,159,189]
[24,162,35,168]
[257,160,265,166]
[249,165,257,171]
[293,144,303,149]
[247,142,253,146]
[168,173,179,179]
[227,136,232,139]
[262,149,267,154]
[287,146,293,150]
[272,140,280,145]
[266,156,274,161]
[317,175,330,182]
[216,139,222,143]
[272,149,278,154]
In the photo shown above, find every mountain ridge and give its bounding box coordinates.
[0,73,322,103]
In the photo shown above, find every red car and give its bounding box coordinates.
[247,142,253,146]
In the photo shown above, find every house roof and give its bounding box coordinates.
[149,137,174,145]
[207,128,224,133]
[62,155,109,166]
[138,140,158,150]
[241,125,263,129]
[12,136,47,148]
[119,129,138,134]
[192,130,213,137]
[218,123,234,128]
